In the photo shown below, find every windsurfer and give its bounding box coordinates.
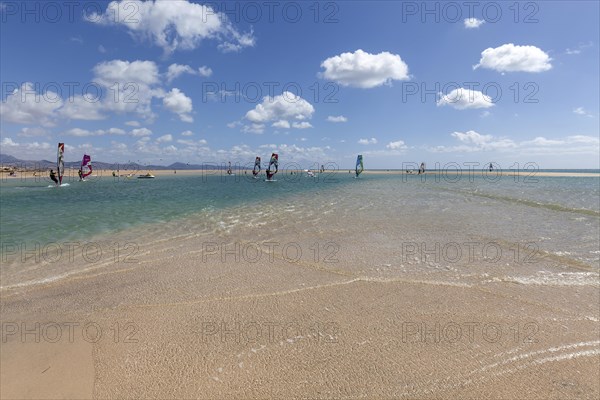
[78,169,83,180]
[49,169,58,184]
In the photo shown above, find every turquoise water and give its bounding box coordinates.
[0,173,347,246]
[1,171,599,290]
[1,171,598,248]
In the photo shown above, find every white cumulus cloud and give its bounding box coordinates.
[198,66,213,77]
[272,120,290,129]
[166,63,213,83]
[86,0,254,55]
[130,128,153,137]
[257,143,331,163]
[573,107,594,118]
[473,43,552,73]
[0,137,53,159]
[163,88,193,122]
[59,94,106,121]
[292,121,312,129]
[428,130,516,153]
[61,59,163,121]
[327,115,347,123]
[565,41,593,55]
[241,123,266,134]
[451,130,494,145]
[166,64,196,83]
[93,59,160,87]
[17,127,49,137]
[156,134,173,143]
[386,140,407,150]
[0,83,63,126]
[428,131,600,157]
[62,127,126,137]
[244,92,314,132]
[437,88,494,110]
[358,138,378,145]
[319,49,410,88]
[464,18,484,29]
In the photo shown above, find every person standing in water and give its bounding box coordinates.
[488,162,493,172]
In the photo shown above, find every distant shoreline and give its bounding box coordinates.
[1,169,599,180]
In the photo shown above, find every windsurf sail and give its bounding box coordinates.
[81,154,92,179]
[266,153,278,180]
[355,155,363,177]
[253,157,261,176]
[57,143,65,185]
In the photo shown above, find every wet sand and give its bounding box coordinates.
[3,274,598,398]
[2,237,598,398]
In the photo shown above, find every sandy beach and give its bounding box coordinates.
[1,172,598,399]
[4,265,598,399]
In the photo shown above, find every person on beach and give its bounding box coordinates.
[49,169,58,184]
[419,162,425,174]
[488,162,493,172]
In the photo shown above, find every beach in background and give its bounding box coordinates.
[3,168,600,179]
[1,172,599,398]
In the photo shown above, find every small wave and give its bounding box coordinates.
[500,271,600,286]
[0,260,116,292]
[440,187,600,217]
[357,276,472,288]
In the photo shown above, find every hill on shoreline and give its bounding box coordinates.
[0,154,243,171]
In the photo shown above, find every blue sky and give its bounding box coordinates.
[1,0,598,169]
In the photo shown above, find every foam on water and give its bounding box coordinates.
[498,271,600,286]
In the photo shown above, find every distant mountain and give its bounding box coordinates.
[0,154,21,164]
[0,154,247,170]
[0,154,127,170]
[0,154,54,169]
[167,162,200,170]
[164,162,245,170]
